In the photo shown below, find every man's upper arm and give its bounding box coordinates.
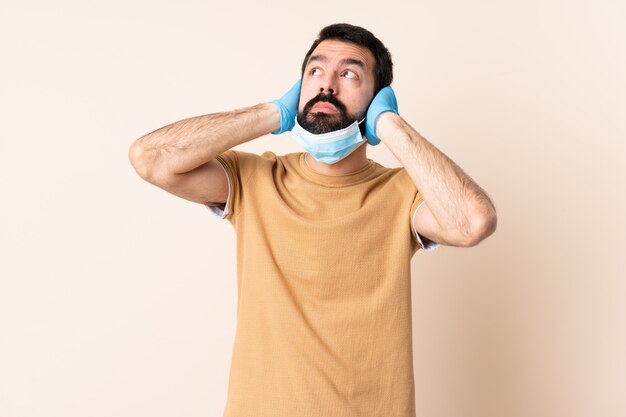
[143,158,230,206]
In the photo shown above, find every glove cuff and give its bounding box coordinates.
[270,99,296,135]
[366,108,398,145]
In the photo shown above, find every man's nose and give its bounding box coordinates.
[318,74,337,96]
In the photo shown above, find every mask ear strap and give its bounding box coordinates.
[357,117,366,125]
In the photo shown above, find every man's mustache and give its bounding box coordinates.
[303,93,348,116]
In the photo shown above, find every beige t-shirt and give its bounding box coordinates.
[205,150,439,417]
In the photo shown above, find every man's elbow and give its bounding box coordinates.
[465,208,498,247]
[129,142,154,180]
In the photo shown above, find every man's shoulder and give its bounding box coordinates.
[220,149,302,173]
[226,149,298,161]
[261,150,303,161]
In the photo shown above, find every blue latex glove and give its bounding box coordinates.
[365,85,399,145]
[271,79,302,135]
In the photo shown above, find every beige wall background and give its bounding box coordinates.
[1,0,624,416]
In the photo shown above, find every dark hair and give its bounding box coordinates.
[300,23,393,96]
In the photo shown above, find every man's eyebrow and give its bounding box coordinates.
[307,54,366,71]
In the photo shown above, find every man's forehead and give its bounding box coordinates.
[307,40,375,69]
[307,54,367,71]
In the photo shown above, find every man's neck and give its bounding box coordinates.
[304,143,370,176]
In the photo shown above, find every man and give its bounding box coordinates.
[129,23,496,417]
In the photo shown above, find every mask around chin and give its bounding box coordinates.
[290,116,367,164]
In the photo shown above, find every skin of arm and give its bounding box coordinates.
[375,112,497,247]
[129,102,281,178]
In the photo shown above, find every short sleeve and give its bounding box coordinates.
[409,192,441,252]
[203,149,259,222]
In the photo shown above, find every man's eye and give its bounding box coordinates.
[343,70,357,79]
[309,68,321,75]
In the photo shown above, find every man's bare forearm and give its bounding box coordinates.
[377,112,496,242]
[130,102,280,176]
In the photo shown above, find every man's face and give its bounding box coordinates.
[297,39,376,134]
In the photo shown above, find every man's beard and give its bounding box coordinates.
[296,93,358,134]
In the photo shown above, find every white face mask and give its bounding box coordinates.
[290,116,367,164]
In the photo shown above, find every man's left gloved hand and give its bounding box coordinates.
[365,85,399,145]
[271,79,302,135]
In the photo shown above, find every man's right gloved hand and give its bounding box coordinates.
[271,79,302,135]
